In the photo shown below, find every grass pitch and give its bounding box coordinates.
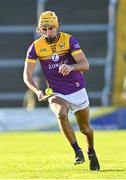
[0,130,126,179]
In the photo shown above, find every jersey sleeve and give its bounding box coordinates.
[69,36,83,56]
[25,43,38,63]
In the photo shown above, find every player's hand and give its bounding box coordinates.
[59,64,74,76]
[36,90,44,101]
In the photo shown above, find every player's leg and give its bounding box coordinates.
[74,107,93,149]
[49,96,85,164]
[49,96,75,143]
[74,107,100,170]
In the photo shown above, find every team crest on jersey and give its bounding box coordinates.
[59,42,65,49]
[52,53,59,61]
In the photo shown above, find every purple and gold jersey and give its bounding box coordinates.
[26,32,86,95]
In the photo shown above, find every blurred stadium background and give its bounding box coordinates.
[0,0,126,131]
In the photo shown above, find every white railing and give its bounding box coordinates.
[102,0,118,105]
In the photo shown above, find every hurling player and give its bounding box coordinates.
[23,11,100,171]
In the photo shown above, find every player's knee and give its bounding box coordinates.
[79,125,93,135]
[57,111,68,120]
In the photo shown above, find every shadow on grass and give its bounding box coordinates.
[73,168,126,172]
[100,169,126,172]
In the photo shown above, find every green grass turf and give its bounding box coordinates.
[0,130,126,179]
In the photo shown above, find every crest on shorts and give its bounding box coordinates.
[76,82,80,87]
[52,53,59,61]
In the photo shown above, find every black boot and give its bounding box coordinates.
[74,149,85,165]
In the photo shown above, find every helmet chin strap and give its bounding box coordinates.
[42,30,59,43]
[45,36,57,43]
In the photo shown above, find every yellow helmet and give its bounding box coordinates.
[36,11,59,33]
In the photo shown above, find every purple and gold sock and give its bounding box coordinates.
[71,141,81,153]
[88,148,95,155]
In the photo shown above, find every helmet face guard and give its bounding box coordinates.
[36,11,59,37]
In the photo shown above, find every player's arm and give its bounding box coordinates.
[71,51,89,71]
[59,51,89,76]
[23,61,44,101]
[23,61,38,93]
[59,36,89,76]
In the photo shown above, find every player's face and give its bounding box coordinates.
[40,25,57,41]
